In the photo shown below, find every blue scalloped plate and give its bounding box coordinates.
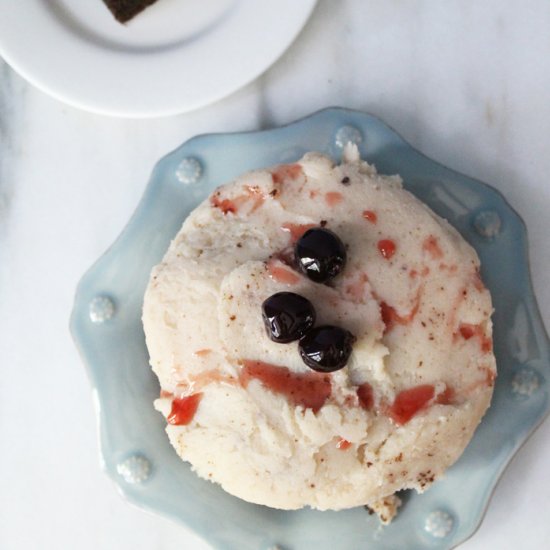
[70,108,549,550]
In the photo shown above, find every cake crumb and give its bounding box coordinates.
[367,494,402,525]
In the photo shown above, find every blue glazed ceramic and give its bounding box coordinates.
[70,108,550,550]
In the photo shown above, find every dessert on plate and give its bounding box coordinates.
[102,0,159,23]
[142,145,496,523]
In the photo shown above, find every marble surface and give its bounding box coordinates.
[0,1,549,549]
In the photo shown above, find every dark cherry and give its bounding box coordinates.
[262,292,316,343]
[295,228,347,283]
[299,325,356,372]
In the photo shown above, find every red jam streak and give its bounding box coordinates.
[210,194,237,214]
[336,438,352,450]
[439,262,458,273]
[167,393,203,425]
[271,164,304,184]
[160,389,173,398]
[422,235,444,259]
[267,259,300,285]
[458,323,493,353]
[344,273,369,303]
[380,298,420,334]
[362,210,377,224]
[325,192,343,207]
[378,239,396,260]
[210,186,265,215]
[464,367,496,394]
[380,302,398,329]
[459,325,475,339]
[389,385,435,425]
[189,370,236,391]
[273,248,295,267]
[435,386,455,405]
[244,185,265,212]
[281,222,316,243]
[357,382,374,410]
[240,360,331,412]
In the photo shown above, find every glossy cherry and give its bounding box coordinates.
[295,227,347,283]
[299,325,355,372]
[262,292,316,343]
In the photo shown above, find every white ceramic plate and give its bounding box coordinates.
[0,0,316,117]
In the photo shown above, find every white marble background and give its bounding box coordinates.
[1,1,549,549]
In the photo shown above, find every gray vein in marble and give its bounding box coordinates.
[0,60,25,227]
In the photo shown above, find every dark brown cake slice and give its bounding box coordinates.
[103,0,159,23]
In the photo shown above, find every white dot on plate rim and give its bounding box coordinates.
[89,296,115,323]
[424,510,454,538]
[117,454,151,484]
[334,125,363,149]
[511,366,542,398]
[176,157,203,185]
[473,210,501,239]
